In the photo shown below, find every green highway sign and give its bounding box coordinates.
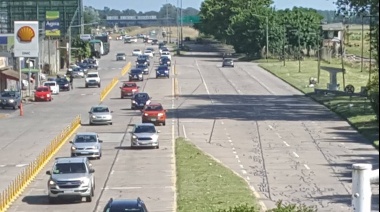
[180,15,200,24]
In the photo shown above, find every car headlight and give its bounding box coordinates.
[144,113,148,116]
[132,89,137,92]
[9,99,14,103]
[165,70,169,73]
[64,84,69,86]
[139,74,142,77]
[156,71,160,74]
[132,135,137,139]
[132,100,136,103]
[71,146,76,150]
[49,180,56,185]
[158,113,164,116]
[80,179,90,185]
[47,94,51,97]
[92,115,96,118]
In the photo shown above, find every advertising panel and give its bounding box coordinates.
[45,11,60,36]
[13,21,39,57]
[0,34,14,54]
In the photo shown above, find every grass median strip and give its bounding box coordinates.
[259,60,378,149]
[176,138,258,212]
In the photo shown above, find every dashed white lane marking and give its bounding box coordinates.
[110,170,115,175]
[283,141,290,147]
[0,164,29,168]
[15,164,28,167]
[221,121,224,125]
[0,165,6,167]
[239,164,244,169]
[304,164,311,170]
[268,125,273,130]
[235,155,239,159]
[275,132,282,138]
[292,152,300,158]
[241,170,247,174]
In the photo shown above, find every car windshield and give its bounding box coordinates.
[117,53,125,56]
[92,107,110,113]
[36,87,49,92]
[137,65,146,68]
[74,135,97,143]
[131,69,142,74]
[53,163,87,174]
[87,74,98,78]
[123,83,136,88]
[105,208,142,212]
[224,59,233,62]
[133,49,140,52]
[56,79,68,83]
[44,82,56,86]
[158,66,168,71]
[134,93,148,100]
[1,92,17,97]
[144,50,151,53]
[135,125,156,133]
[145,105,163,111]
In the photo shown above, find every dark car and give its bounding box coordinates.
[129,69,144,81]
[0,91,21,110]
[155,65,170,78]
[76,63,89,74]
[222,58,234,67]
[136,59,149,67]
[136,64,149,75]
[137,55,150,66]
[56,78,71,91]
[151,39,158,45]
[83,58,98,70]
[103,198,148,212]
[131,93,151,110]
[159,57,171,66]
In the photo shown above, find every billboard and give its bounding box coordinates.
[45,11,60,36]
[13,21,39,57]
[0,34,15,54]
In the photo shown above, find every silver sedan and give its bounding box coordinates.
[129,123,160,149]
[70,132,103,159]
[88,105,113,125]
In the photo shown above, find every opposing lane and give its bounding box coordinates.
[8,41,176,212]
[175,57,379,210]
[0,40,129,192]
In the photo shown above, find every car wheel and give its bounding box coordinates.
[156,145,159,149]
[163,121,166,126]
[86,195,92,202]
[98,84,101,88]
[1,106,4,109]
[121,95,124,99]
[71,153,75,157]
[89,121,92,125]
[13,106,16,110]
[48,197,57,204]
[109,122,113,125]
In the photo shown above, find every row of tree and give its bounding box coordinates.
[195,0,324,57]
[195,0,379,119]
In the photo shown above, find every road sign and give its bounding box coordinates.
[14,21,39,57]
[180,16,200,24]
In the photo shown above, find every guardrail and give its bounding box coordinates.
[121,62,131,77]
[0,115,81,212]
[100,77,119,103]
[352,163,379,212]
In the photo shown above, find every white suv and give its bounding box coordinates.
[43,81,60,94]
[85,72,101,88]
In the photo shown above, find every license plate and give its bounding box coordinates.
[80,152,89,154]
[64,190,75,193]
[127,93,132,95]
[151,118,157,121]
[41,96,44,98]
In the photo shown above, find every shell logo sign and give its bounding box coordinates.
[16,26,36,43]
[13,21,39,57]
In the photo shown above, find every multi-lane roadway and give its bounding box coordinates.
[1,36,378,212]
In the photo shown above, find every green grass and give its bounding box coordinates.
[259,60,379,148]
[176,138,258,212]
[346,29,371,58]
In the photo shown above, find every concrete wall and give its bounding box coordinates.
[39,39,60,75]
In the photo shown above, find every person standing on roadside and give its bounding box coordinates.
[69,74,74,90]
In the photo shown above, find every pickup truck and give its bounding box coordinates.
[43,81,60,95]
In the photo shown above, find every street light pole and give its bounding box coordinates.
[360,15,364,72]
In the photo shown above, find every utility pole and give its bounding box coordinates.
[166,0,169,43]
[180,0,183,46]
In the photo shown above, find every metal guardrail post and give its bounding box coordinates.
[352,163,379,212]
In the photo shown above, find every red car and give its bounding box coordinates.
[34,86,52,101]
[120,82,139,99]
[142,103,167,126]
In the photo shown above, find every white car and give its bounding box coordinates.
[146,47,155,56]
[85,72,101,88]
[43,81,59,95]
[143,50,154,58]
[161,52,171,60]
[131,37,138,43]
[132,49,142,56]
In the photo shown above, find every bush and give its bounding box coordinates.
[266,201,317,212]
[216,204,260,212]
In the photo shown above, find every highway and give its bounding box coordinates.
[7,40,176,212]
[0,42,128,193]
[174,57,379,211]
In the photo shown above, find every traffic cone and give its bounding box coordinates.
[20,102,24,116]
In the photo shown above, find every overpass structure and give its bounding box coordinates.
[106,15,176,27]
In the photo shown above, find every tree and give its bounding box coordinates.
[71,38,91,61]
[336,0,379,120]
[83,6,100,33]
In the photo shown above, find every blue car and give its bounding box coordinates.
[129,68,144,81]
[155,65,170,78]
[131,93,151,110]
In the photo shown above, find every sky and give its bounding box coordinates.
[84,0,338,12]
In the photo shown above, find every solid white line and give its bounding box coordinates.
[293,152,300,158]
[283,141,290,147]
[195,60,213,104]
[182,125,187,139]
[304,164,310,170]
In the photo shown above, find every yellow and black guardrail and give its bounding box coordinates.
[121,62,131,77]
[99,77,119,103]
[0,115,81,212]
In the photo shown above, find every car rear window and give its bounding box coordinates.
[123,83,136,87]
[44,82,56,86]
[37,87,49,92]
[145,105,163,111]
[87,74,98,78]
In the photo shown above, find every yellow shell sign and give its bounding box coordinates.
[16,26,35,43]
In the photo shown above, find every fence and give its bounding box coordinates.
[352,163,379,212]
[0,115,81,212]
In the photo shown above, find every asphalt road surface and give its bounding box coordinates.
[8,40,175,212]
[0,42,128,192]
[174,57,379,211]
